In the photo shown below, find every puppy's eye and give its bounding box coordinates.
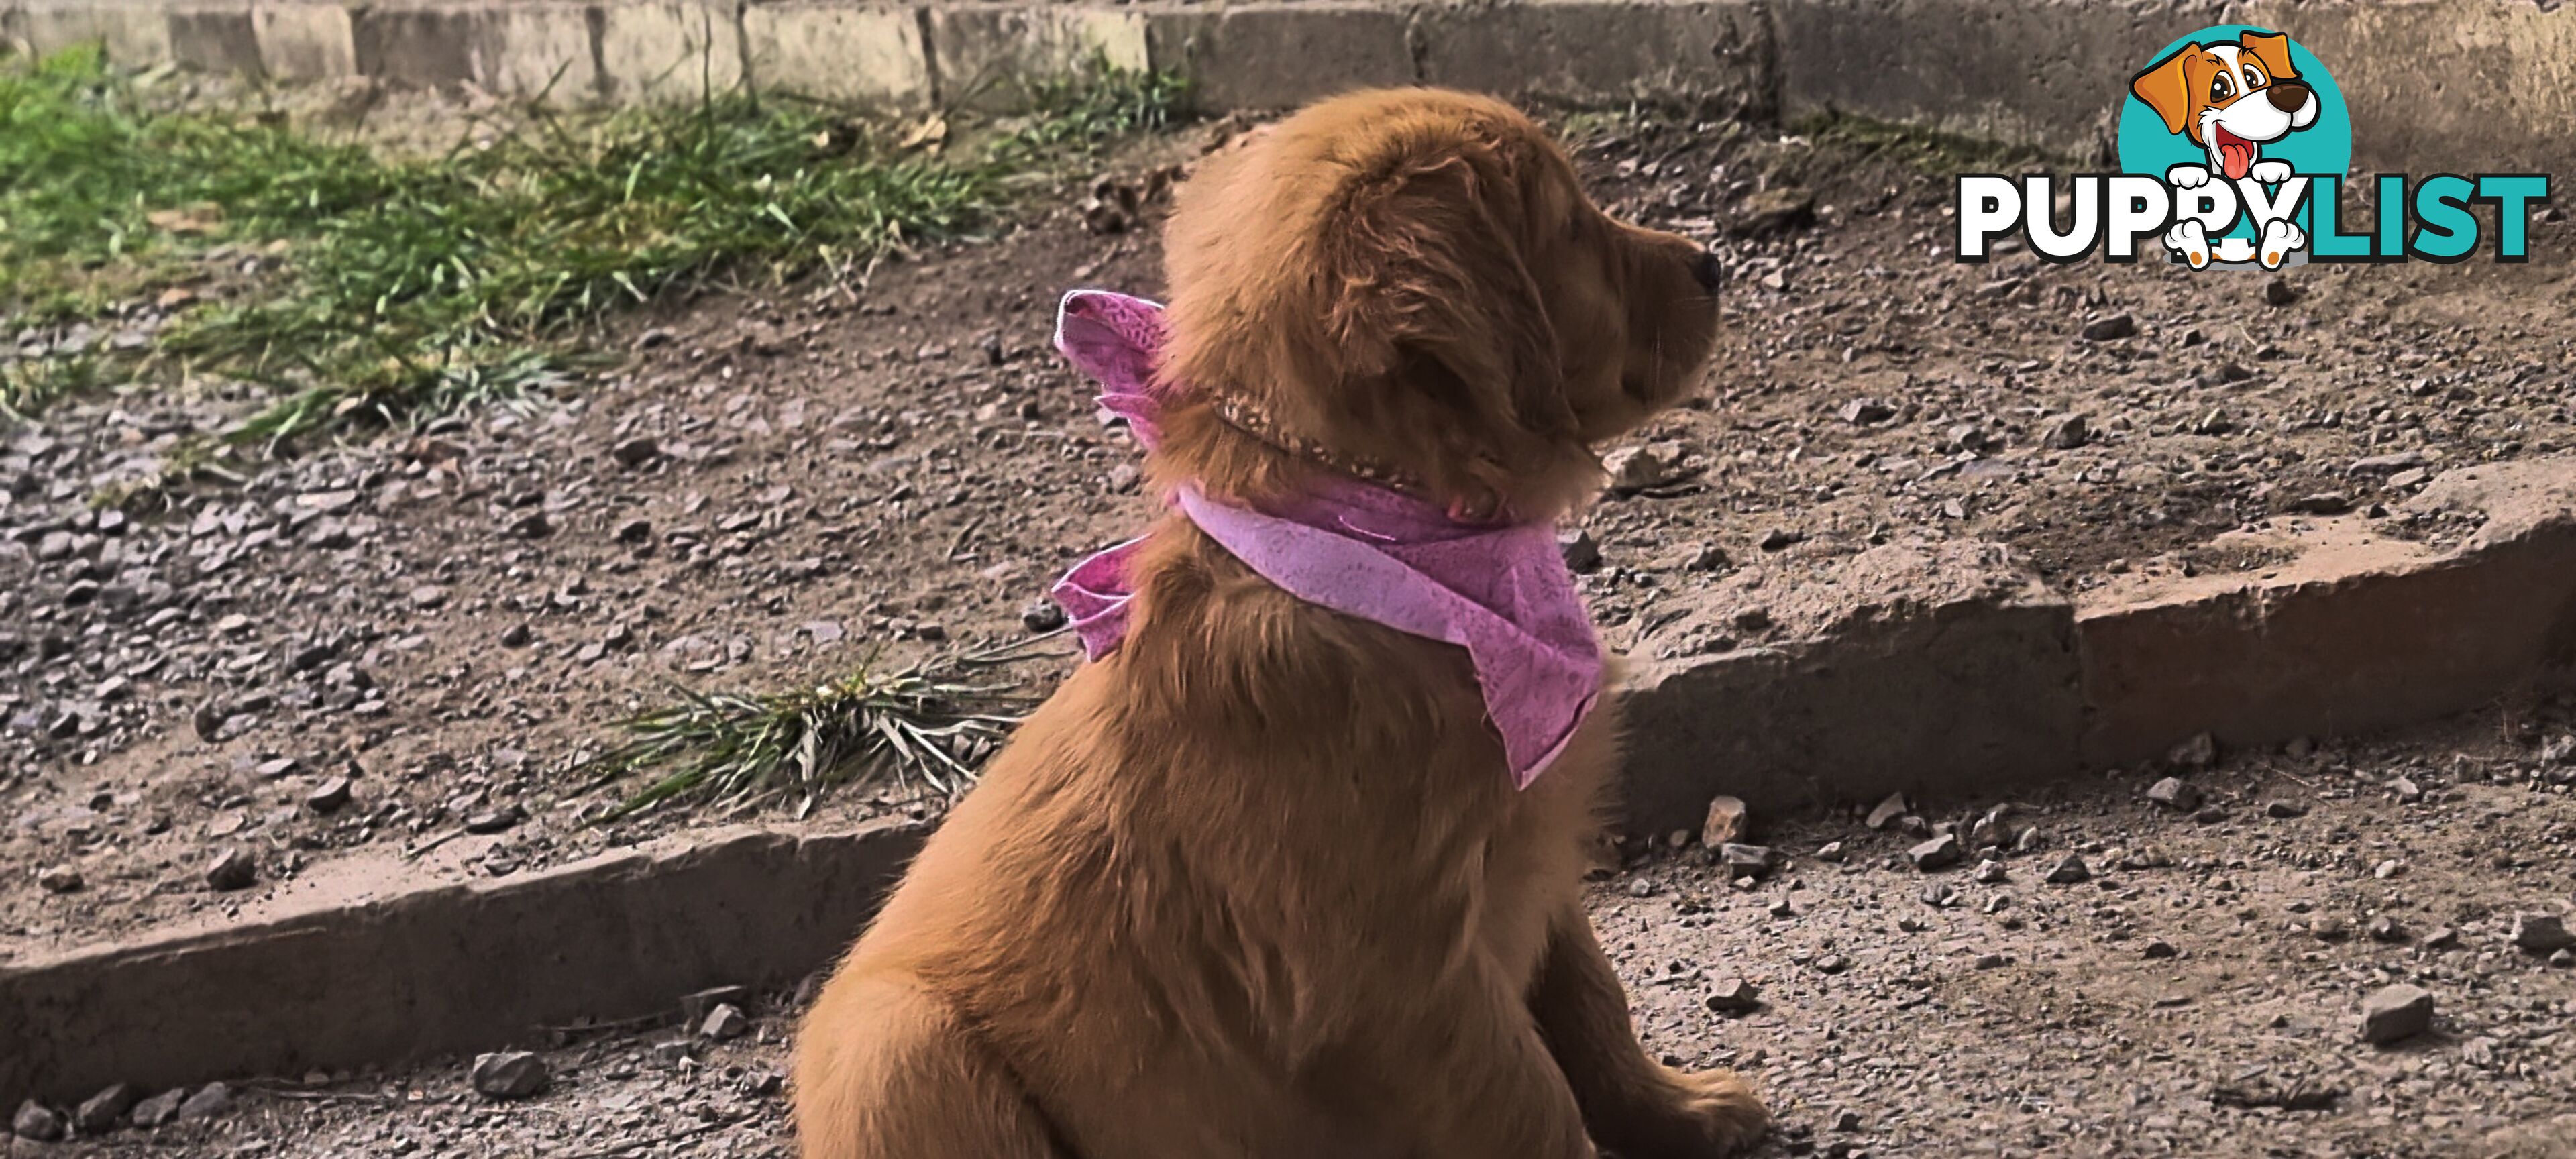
[2242,62,2266,89]
[2208,72,2235,101]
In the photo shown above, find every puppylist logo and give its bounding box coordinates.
[1956,25,2549,269]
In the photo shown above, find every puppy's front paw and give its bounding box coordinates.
[2165,220,2211,270]
[2248,159,2293,185]
[2259,219,2307,268]
[2165,164,2211,189]
[1609,1068,1768,1159]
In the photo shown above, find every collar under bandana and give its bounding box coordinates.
[1045,290,1602,788]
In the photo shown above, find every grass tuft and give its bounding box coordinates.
[579,635,1065,820]
[2,47,1189,443]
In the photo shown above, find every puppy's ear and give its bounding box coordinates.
[2129,44,2201,137]
[2238,31,2300,82]
[1318,150,1574,445]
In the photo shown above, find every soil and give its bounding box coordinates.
[6,107,2574,965]
[18,707,2576,1156]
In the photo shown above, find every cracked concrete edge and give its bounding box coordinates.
[1617,456,2576,838]
[0,816,927,1109]
[5,461,2574,1108]
[10,0,2572,173]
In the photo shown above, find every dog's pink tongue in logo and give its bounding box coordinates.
[2212,125,2255,180]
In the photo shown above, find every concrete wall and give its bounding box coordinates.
[6,0,2568,174]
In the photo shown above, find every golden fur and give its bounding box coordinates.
[792,87,1758,1158]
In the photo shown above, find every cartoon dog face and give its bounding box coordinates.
[2130,32,2319,181]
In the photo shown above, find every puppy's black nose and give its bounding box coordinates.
[1692,250,1724,291]
[2267,80,2311,113]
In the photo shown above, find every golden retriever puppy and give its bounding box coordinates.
[793,87,1754,1158]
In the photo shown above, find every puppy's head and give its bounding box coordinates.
[2130,32,2318,179]
[1157,88,1721,521]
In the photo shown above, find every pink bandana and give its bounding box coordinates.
[1046,290,1603,787]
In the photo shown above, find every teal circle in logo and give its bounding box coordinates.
[2116,26,2351,254]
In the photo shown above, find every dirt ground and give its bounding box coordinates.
[19,706,2574,1157]
[6,108,2575,964]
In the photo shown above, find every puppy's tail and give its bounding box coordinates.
[792,972,1079,1159]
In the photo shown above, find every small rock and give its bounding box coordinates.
[1729,186,1816,236]
[2167,732,2217,769]
[2288,492,2352,516]
[72,1083,133,1134]
[128,1089,185,1127]
[1719,844,1775,879]
[508,511,553,539]
[1907,833,1962,871]
[2041,413,2090,450]
[680,985,753,1025]
[1758,528,1804,552]
[1815,840,1846,862]
[616,518,654,545]
[1627,877,1658,899]
[1973,952,2008,970]
[36,864,83,894]
[2425,926,2461,950]
[1921,882,1960,908]
[651,1040,695,1066]
[1603,444,1682,491]
[610,436,662,468]
[2146,777,2202,812]
[2263,277,2302,307]
[500,623,533,648]
[174,1082,229,1121]
[2143,939,2178,959]
[1020,598,1067,634]
[2310,915,2351,942]
[2369,916,2408,944]
[2265,800,2308,819]
[2359,984,2434,1045]
[1865,792,1909,831]
[470,1052,550,1100]
[464,808,521,836]
[306,777,353,814]
[205,848,256,891]
[13,1101,64,1142]
[2511,913,2576,955]
[700,1003,750,1041]
[1558,530,1602,573]
[1705,978,1762,1015]
[2080,313,2138,341]
[1813,954,1847,975]
[2045,854,2091,884]
[1701,795,1749,848]
[1835,1109,1865,1132]
[1838,399,1894,426]
[1972,859,2007,884]
[1678,543,1729,571]
[2390,775,2423,804]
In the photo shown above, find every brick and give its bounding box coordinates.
[599,0,746,104]
[352,1,600,99]
[743,3,930,109]
[253,1,357,79]
[1417,0,1771,115]
[0,818,927,1109]
[1617,541,2081,836]
[1145,3,1415,113]
[2078,459,2576,767]
[929,4,1149,112]
[1771,0,2229,164]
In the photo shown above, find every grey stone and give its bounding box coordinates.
[73,1083,133,1134]
[2146,776,2201,812]
[12,1101,64,1142]
[36,864,83,893]
[2511,913,2576,955]
[127,1089,184,1128]
[2080,313,2137,341]
[1907,833,1962,871]
[1704,978,1761,1015]
[2359,984,2434,1045]
[1865,792,1909,831]
[680,985,752,1026]
[700,1003,750,1041]
[205,848,257,891]
[2045,854,2091,884]
[174,1082,229,1121]
[470,1052,549,1100]
[1717,843,1774,878]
